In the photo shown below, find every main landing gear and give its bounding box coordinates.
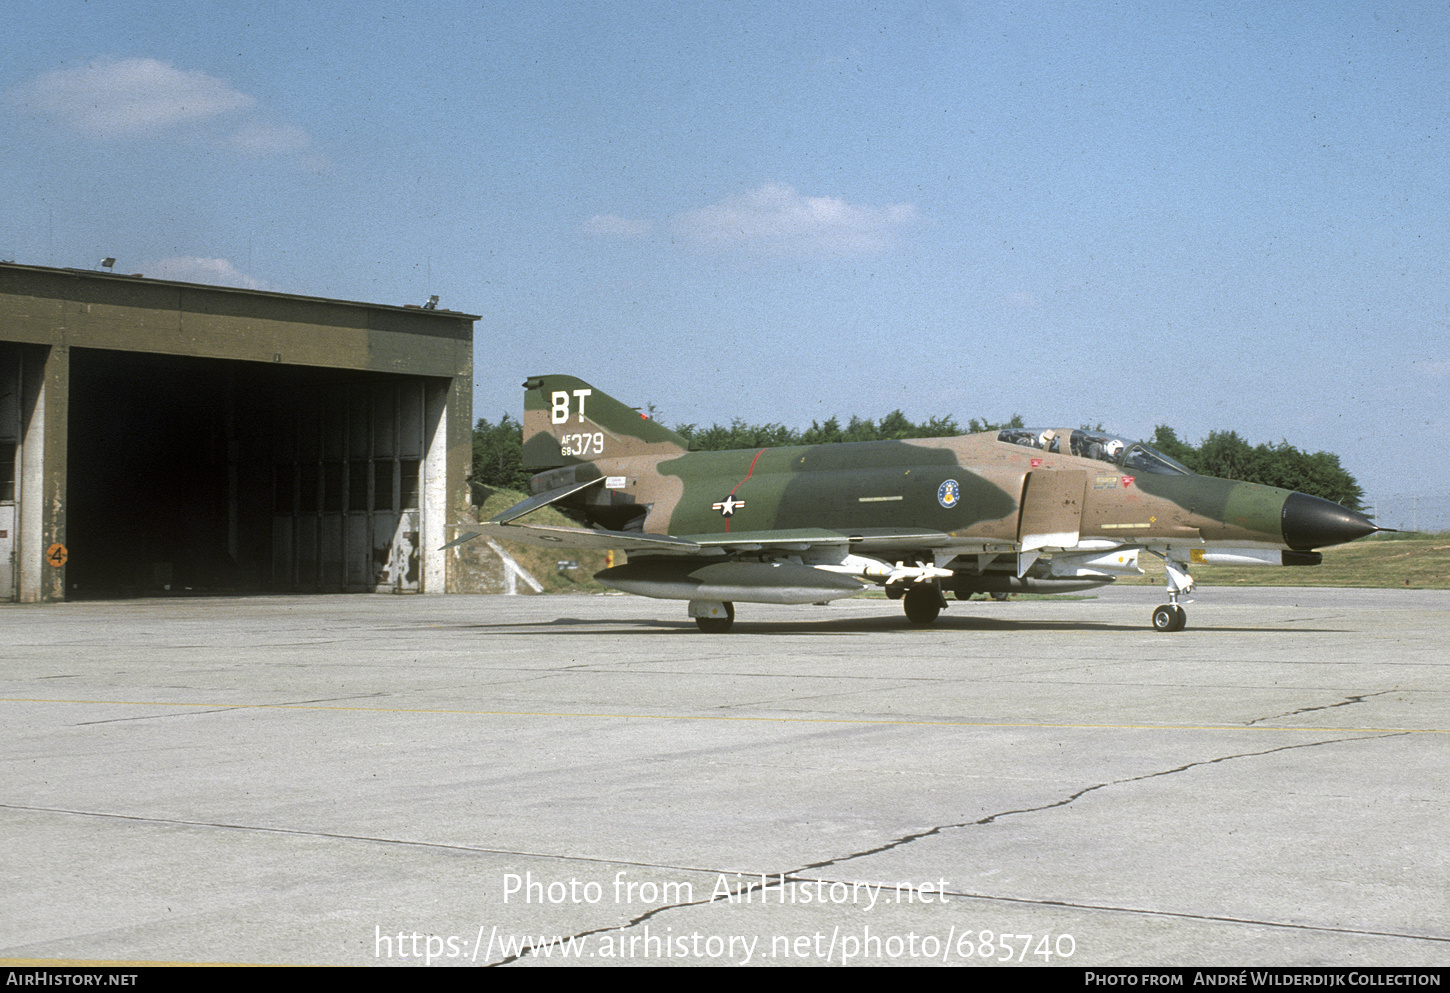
[691,600,734,633]
[903,584,946,625]
[878,561,953,626]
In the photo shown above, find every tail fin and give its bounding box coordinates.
[521,375,693,469]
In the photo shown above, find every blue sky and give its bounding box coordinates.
[3,1,1447,528]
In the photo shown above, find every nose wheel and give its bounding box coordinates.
[1152,603,1187,632]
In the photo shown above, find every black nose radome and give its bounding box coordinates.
[1282,492,1379,551]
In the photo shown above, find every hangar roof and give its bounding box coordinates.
[0,261,476,376]
[0,260,479,321]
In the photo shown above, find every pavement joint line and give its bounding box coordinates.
[567,877,1450,956]
[0,803,909,894]
[0,738,1406,882]
[806,883,1450,946]
[793,733,1410,874]
[0,696,1445,734]
[0,735,1402,869]
[0,802,771,873]
[1245,690,1396,726]
[3,726,1443,967]
[490,733,1442,962]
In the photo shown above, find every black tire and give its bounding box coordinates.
[1152,604,1186,632]
[695,602,734,633]
[903,586,943,625]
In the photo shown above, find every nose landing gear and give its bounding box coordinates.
[1150,555,1193,632]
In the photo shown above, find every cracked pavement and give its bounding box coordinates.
[1,587,1446,966]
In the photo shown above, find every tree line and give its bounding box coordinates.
[470,410,1025,494]
[472,411,1364,512]
[1149,426,1364,510]
[671,411,1026,451]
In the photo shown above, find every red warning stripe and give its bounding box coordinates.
[724,449,766,533]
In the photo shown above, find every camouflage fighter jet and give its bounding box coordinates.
[450,375,1383,633]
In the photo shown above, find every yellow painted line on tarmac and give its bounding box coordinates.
[1,696,1444,735]
[0,957,285,967]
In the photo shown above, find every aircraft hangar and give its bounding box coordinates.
[0,261,476,603]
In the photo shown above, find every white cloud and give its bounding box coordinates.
[226,120,311,156]
[226,119,332,172]
[146,257,267,290]
[670,184,921,256]
[582,214,653,237]
[6,57,324,169]
[6,58,254,137]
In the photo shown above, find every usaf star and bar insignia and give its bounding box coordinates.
[712,494,746,517]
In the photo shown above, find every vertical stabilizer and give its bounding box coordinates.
[521,375,693,469]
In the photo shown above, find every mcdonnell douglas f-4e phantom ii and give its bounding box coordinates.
[449,375,1383,633]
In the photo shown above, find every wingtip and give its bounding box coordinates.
[440,529,483,550]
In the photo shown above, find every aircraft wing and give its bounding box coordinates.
[461,520,702,553]
[464,523,957,555]
[487,476,605,524]
[683,527,955,553]
[443,477,691,552]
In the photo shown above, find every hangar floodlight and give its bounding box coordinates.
[423,295,439,310]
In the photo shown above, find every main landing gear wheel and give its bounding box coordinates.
[903,586,944,625]
[695,602,735,633]
[1152,603,1187,632]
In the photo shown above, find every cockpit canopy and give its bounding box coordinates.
[996,428,1192,476]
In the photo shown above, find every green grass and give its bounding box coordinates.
[472,487,621,594]
[1119,532,1450,589]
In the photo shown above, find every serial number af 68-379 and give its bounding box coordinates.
[559,432,605,457]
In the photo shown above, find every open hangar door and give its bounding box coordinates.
[268,368,437,593]
[66,347,443,597]
[0,343,21,600]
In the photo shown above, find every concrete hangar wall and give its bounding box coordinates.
[0,262,476,603]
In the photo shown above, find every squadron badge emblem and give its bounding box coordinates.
[937,479,960,509]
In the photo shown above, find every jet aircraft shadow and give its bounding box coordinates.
[459,615,1345,635]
